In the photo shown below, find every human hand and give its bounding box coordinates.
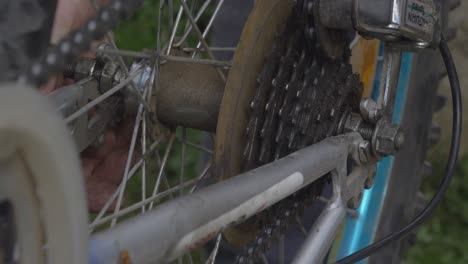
[43,0,134,212]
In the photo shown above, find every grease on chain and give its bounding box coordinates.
[236,1,362,262]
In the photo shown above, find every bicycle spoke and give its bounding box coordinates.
[205,233,222,264]
[183,47,236,52]
[65,68,142,124]
[163,55,232,67]
[180,128,187,196]
[176,136,214,155]
[141,116,147,214]
[168,0,174,33]
[167,6,184,55]
[90,157,211,228]
[153,150,175,200]
[111,105,144,226]
[192,0,225,58]
[93,48,151,58]
[93,48,232,67]
[190,160,213,193]
[180,0,226,81]
[175,0,213,47]
[89,137,163,230]
[157,0,164,53]
[149,134,176,210]
[186,141,213,155]
[295,216,308,237]
[89,177,199,229]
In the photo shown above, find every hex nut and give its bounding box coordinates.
[360,98,382,122]
[373,120,404,156]
[96,43,116,63]
[360,98,376,116]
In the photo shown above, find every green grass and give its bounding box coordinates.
[404,154,468,264]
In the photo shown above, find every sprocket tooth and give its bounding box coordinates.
[245,116,254,135]
[259,142,271,163]
[288,130,297,149]
[275,122,285,143]
[299,111,310,134]
[274,144,283,160]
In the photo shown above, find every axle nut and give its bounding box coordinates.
[373,120,405,156]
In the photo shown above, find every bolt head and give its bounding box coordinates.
[360,98,376,115]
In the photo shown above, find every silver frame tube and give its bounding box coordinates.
[88,133,370,264]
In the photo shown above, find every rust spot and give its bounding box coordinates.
[188,230,218,251]
[119,250,132,264]
[350,38,379,97]
[256,202,267,214]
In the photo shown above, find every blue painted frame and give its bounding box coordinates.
[336,45,413,263]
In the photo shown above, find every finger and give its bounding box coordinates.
[39,74,64,94]
[81,156,99,180]
[94,130,118,159]
[115,117,137,148]
[86,177,122,213]
[91,147,129,185]
[51,0,111,44]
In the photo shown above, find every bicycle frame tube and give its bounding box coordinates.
[337,45,413,263]
[88,132,373,264]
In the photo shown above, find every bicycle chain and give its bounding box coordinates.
[236,1,362,262]
[20,0,144,86]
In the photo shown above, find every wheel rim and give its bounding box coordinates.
[0,83,88,264]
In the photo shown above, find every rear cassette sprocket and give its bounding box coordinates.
[214,0,362,261]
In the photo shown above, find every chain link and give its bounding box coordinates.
[19,0,144,86]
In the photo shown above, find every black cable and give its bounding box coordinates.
[335,34,462,264]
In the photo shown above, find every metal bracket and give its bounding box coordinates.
[318,0,441,49]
